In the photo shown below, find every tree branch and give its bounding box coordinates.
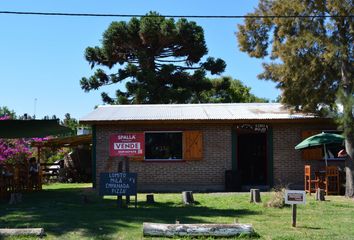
[156,59,187,63]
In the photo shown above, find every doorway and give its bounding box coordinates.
[237,133,267,185]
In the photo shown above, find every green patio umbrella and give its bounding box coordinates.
[295,132,345,166]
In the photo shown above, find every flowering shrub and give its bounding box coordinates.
[0,115,34,164]
[0,138,32,163]
[0,115,11,120]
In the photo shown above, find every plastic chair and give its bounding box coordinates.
[324,166,340,195]
[304,165,320,195]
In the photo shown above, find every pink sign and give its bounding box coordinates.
[109,133,145,157]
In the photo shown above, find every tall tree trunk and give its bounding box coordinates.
[341,62,354,198]
[344,139,354,197]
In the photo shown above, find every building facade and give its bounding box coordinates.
[81,103,341,192]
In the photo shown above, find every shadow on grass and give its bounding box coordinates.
[0,187,259,238]
[297,226,323,230]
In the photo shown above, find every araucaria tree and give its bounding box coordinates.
[197,76,268,103]
[81,12,226,104]
[237,0,354,197]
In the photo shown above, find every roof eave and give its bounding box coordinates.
[80,117,333,125]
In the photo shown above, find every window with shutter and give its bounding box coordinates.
[301,130,322,160]
[183,131,203,160]
[144,132,182,160]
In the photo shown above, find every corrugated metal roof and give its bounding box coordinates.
[80,103,316,122]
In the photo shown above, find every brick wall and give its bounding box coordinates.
[95,123,232,192]
[95,121,339,192]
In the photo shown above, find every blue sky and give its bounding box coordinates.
[0,0,279,120]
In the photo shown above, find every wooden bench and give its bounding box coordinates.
[40,162,62,181]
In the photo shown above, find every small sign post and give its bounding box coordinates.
[284,190,306,227]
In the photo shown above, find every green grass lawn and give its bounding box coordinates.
[0,183,354,240]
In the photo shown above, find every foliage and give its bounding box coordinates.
[237,0,354,197]
[0,138,32,164]
[1,184,354,240]
[81,11,226,104]
[0,106,16,119]
[42,115,58,120]
[237,0,353,113]
[265,186,286,208]
[197,76,268,103]
[61,113,80,135]
[336,90,354,137]
[47,148,67,163]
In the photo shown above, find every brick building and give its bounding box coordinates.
[80,103,341,192]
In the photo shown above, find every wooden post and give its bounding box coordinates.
[0,228,45,237]
[9,193,22,205]
[37,146,42,190]
[125,156,130,205]
[14,166,19,193]
[315,188,325,201]
[117,158,123,208]
[292,204,297,227]
[37,146,41,163]
[182,191,194,204]
[143,223,255,237]
[250,189,261,203]
[146,194,155,204]
[135,194,137,208]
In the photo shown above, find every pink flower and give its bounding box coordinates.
[0,115,11,120]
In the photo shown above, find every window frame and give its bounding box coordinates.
[144,131,183,161]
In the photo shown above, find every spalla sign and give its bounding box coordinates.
[109,133,145,157]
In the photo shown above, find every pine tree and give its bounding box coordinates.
[81,12,226,104]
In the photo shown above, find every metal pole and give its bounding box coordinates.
[33,98,37,119]
[324,144,328,166]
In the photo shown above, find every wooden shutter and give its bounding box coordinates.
[183,131,203,160]
[301,130,322,160]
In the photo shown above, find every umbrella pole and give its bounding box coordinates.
[324,144,328,167]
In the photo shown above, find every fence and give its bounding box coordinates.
[0,162,63,199]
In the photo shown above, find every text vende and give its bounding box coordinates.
[113,142,141,150]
